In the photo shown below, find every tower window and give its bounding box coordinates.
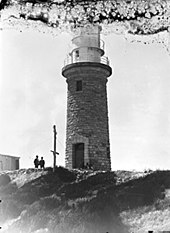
[76,80,82,91]
[75,50,79,58]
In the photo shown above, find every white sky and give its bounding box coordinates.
[0,27,170,171]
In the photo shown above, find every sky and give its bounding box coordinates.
[0,26,170,171]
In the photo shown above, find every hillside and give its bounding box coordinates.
[0,167,170,233]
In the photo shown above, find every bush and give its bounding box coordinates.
[55,166,77,183]
[0,182,18,196]
[0,174,11,186]
[0,199,22,222]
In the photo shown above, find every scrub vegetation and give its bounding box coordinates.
[0,167,170,233]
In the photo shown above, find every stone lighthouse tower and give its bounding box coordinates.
[62,24,112,171]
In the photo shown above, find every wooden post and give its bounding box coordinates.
[53,125,56,171]
[51,125,59,172]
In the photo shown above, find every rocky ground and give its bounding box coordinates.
[0,167,170,233]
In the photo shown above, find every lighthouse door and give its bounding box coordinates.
[73,143,84,169]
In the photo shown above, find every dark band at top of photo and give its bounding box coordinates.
[0,0,170,36]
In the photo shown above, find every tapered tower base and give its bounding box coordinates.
[62,62,112,171]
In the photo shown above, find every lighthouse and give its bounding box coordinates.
[62,24,112,171]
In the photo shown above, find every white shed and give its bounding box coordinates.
[0,154,20,171]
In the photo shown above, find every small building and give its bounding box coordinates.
[0,154,20,171]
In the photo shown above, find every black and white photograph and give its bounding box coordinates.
[0,0,170,232]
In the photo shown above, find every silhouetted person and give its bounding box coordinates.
[39,157,45,169]
[89,163,93,170]
[85,162,90,169]
[34,155,39,168]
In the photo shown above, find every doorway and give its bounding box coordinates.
[15,159,19,170]
[72,143,84,169]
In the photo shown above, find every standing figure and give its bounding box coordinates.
[39,157,45,169]
[34,155,39,169]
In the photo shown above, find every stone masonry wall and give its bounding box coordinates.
[63,62,112,171]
